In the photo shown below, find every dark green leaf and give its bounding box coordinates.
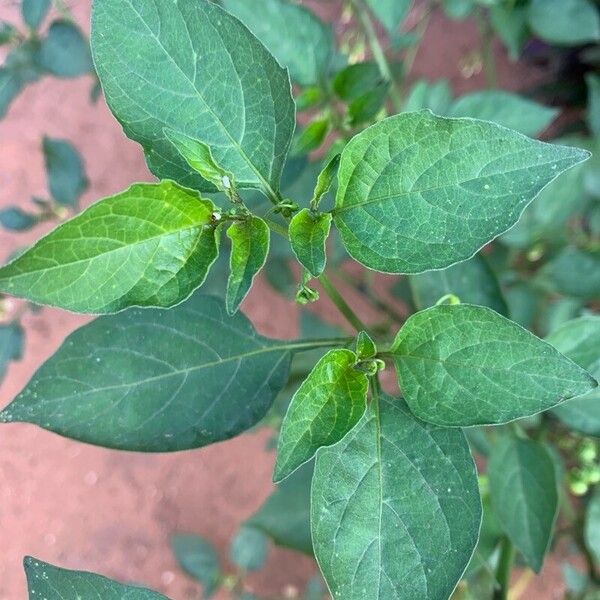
[43,136,88,206]
[92,0,295,194]
[490,5,528,60]
[293,119,330,156]
[449,91,558,137]
[466,497,502,575]
[409,254,508,315]
[541,247,600,300]
[0,182,221,313]
[247,461,313,555]
[222,0,333,86]
[311,154,340,209]
[0,322,24,381]
[38,20,93,78]
[312,396,481,599]
[391,304,597,427]
[171,534,221,598]
[333,62,382,102]
[488,436,558,572]
[347,82,389,125]
[528,0,600,45]
[0,295,298,451]
[365,0,412,32]
[226,216,269,315]
[586,73,600,138]
[0,207,37,231]
[0,41,43,118]
[333,111,588,274]
[289,209,332,277]
[585,488,600,563]
[0,21,17,45]
[229,527,268,572]
[274,349,368,482]
[24,556,168,599]
[21,0,50,30]
[505,281,540,328]
[548,316,600,437]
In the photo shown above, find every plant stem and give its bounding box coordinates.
[401,5,433,93]
[493,536,515,600]
[318,273,368,332]
[350,0,403,112]
[477,9,498,89]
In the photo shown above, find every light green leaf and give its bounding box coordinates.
[449,91,558,137]
[0,295,299,451]
[24,556,168,599]
[38,20,93,78]
[22,0,50,29]
[409,254,508,315]
[0,181,220,313]
[229,527,268,572]
[43,136,88,206]
[0,322,24,381]
[312,395,481,600]
[222,0,333,86]
[391,304,597,427]
[247,461,313,555]
[172,534,221,597]
[488,436,558,572]
[548,316,600,437]
[528,0,600,45]
[404,79,453,114]
[443,0,475,20]
[226,216,269,315]
[585,488,600,563]
[274,349,368,482]
[541,247,600,300]
[365,0,412,33]
[91,0,295,195]
[333,111,588,274]
[356,331,377,359]
[289,209,332,277]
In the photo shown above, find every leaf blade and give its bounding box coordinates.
[289,209,332,277]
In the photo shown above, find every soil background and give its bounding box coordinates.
[0,1,569,598]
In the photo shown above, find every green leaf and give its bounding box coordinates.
[229,527,268,572]
[449,91,558,137]
[528,0,600,45]
[21,0,50,29]
[587,74,600,138]
[541,247,600,300]
[0,21,17,45]
[0,181,221,313]
[585,488,600,564]
[488,436,558,572]
[356,331,377,359]
[333,111,588,274]
[409,254,508,315]
[0,295,297,451]
[274,349,368,482]
[347,82,389,126]
[38,20,93,78]
[311,395,481,599]
[0,207,37,231]
[293,118,330,156]
[404,79,453,114]
[24,556,168,599]
[0,322,24,381]
[547,317,600,437]
[222,0,333,86]
[365,0,412,33]
[226,216,270,315]
[311,153,340,209]
[443,0,475,20]
[490,5,528,60]
[172,534,221,597]
[247,461,313,555]
[91,0,295,195]
[289,209,332,278]
[391,304,597,427]
[333,62,382,102]
[43,136,88,206]
[0,42,42,118]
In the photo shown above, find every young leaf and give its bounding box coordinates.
[289,209,332,277]
[0,322,24,381]
[409,254,508,315]
[311,153,340,209]
[528,0,600,45]
[333,111,588,274]
[226,216,270,315]
[365,0,412,33]
[91,0,295,195]
[38,20,93,78]
[21,0,50,30]
[541,247,600,300]
[0,181,221,313]
[449,91,558,137]
[391,304,597,427]
[356,331,376,359]
[0,295,298,451]
[42,136,88,206]
[229,527,268,573]
[274,349,368,482]
[222,0,334,86]
[488,436,558,572]
[172,534,221,597]
[311,396,481,600]
[585,488,600,564]
[24,556,168,599]
[547,317,600,437]
[0,207,37,231]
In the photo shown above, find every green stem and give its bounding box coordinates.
[351,0,403,112]
[493,536,515,600]
[477,9,498,89]
[318,273,368,332]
